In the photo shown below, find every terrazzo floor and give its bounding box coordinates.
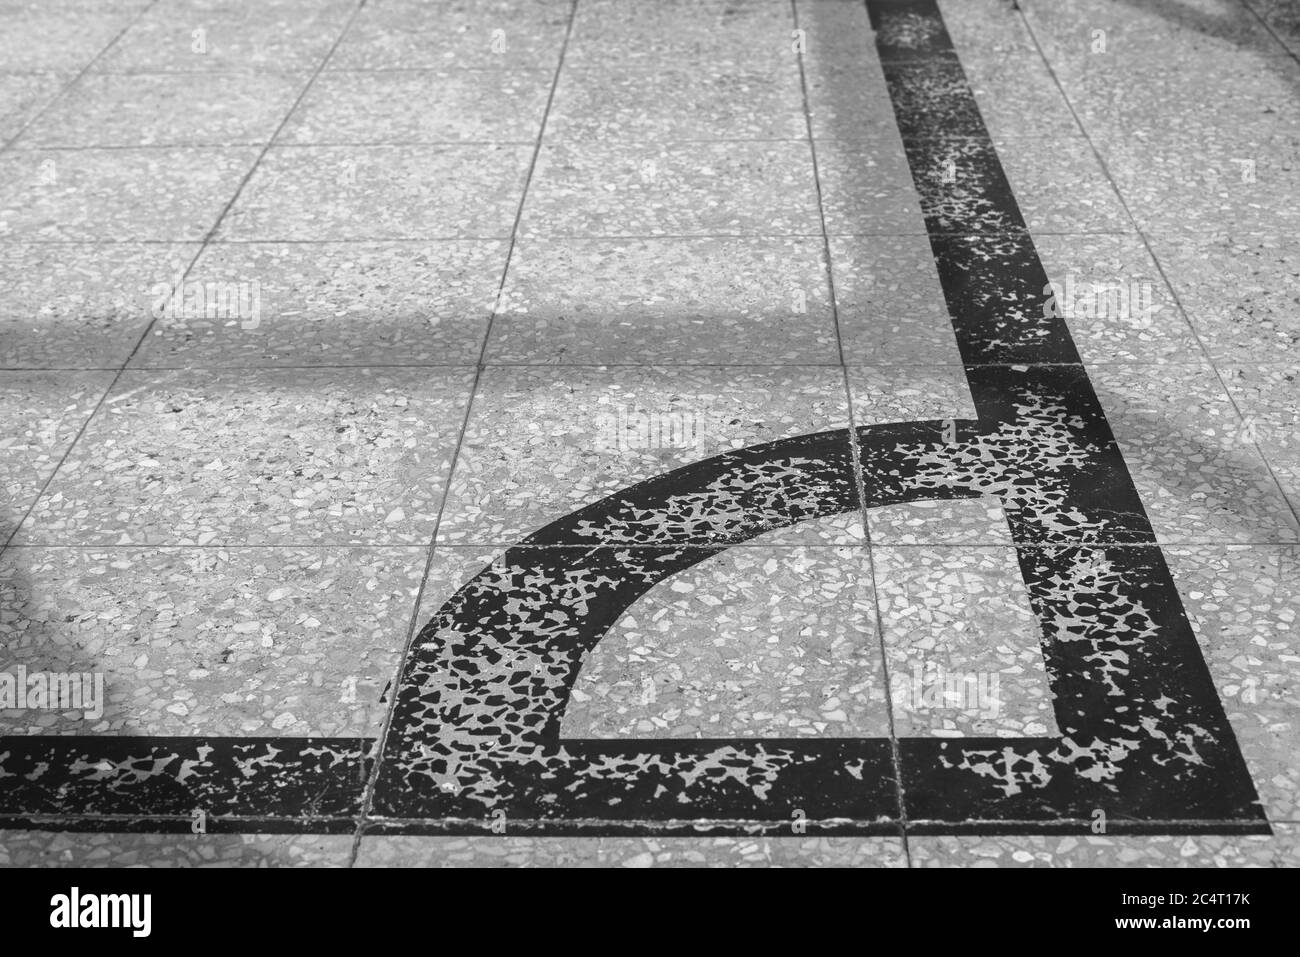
[1,0,1298,867]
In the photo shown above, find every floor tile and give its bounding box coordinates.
[488,237,838,364]
[15,71,308,147]
[520,140,823,237]
[910,828,1300,867]
[802,64,900,144]
[435,365,854,546]
[1147,231,1300,363]
[1021,0,1289,66]
[1218,363,1300,509]
[1091,361,1300,544]
[1164,544,1300,821]
[1220,364,1300,448]
[214,144,532,240]
[997,131,1132,233]
[96,0,357,73]
[131,240,506,367]
[17,367,474,546]
[0,73,68,143]
[874,545,1058,738]
[0,4,141,72]
[279,70,551,144]
[937,0,1042,58]
[815,137,927,235]
[0,371,114,532]
[328,0,571,71]
[560,542,887,739]
[831,233,961,366]
[848,364,975,426]
[867,494,1014,547]
[0,545,422,736]
[547,64,807,141]
[1098,132,1300,237]
[0,243,197,368]
[959,54,1080,143]
[1032,233,1198,364]
[1051,48,1300,148]
[565,0,794,71]
[0,831,356,867]
[795,0,883,71]
[355,834,906,866]
[0,148,258,242]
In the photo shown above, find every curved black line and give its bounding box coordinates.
[381,422,973,760]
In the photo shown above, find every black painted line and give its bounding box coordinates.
[0,816,363,835]
[870,0,1263,832]
[0,737,371,824]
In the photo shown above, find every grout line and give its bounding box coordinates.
[792,10,846,377]
[1,373,111,552]
[346,0,582,866]
[793,0,911,865]
[1239,0,1300,64]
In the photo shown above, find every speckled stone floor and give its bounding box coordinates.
[1,0,1299,867]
